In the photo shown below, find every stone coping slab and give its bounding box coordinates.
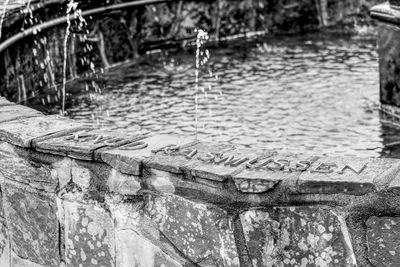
[34,128,144,161]
[101,134,196,176]
[0,104,43,123]
[297,157,400,195]
[0,115,88,148]
[1,97,400,197]
[366,216,400,266]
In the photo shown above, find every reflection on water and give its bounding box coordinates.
[66,34,400,158]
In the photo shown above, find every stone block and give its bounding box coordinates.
[101,135,194,175]
[0,105,43,124]
[35,128,143,161]
[0,142,17,160]
[70,160,112,193]
[147,141,236,180]
[110,201,190,266]
[145,194,240,267]
[64,200,115,267]
[66,160,140,195]
[183,146,260,182]
[51,157,73,190]
[232,152,318,193]
[297,157,400,195]
[143,168,176,194]
[0,154,58,192]
[0,219,10,267]
[11,251,46,267]
[387,170,400,194]
[240,207,356,267]
[0,183,9,267]
[366,216,400,267]
[0,115,86,148]
[2,184,60,266]
[107,169,141,195]
[116,229,183,267]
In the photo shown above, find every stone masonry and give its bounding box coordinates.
[2,97,400,266]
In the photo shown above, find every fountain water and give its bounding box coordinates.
[195,29,213,139]
[194,28,209,139]
[61,0,85,115]
[194,29,224,141]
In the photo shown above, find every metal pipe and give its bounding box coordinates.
[0,0,173,53]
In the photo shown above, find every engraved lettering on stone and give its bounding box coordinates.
[214,155,229,164]
[290,161,312,172]
[310,162,337,173]
[94,135,116,144]
[245,157,260,169]
[151,144,180,154]
[264,159,287,171]
[198,153,215,163]
[119,141,148,150]
[230,157,249,167]
[185,149,198,159]
[104,137,124,145]
[93,135,104,144]
[65,131,92,141]
[337,164,367,174]
[224,155,236,166]
[256,158,274,169]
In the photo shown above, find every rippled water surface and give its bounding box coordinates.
[67,34,400,158]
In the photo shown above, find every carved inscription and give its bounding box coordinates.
[69,132,367,176]
[194,152,367,175]
[149,145,368,175]
[64,131,141,149]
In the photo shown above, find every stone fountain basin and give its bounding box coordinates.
[1,0,400,266]
[0,96,400,266]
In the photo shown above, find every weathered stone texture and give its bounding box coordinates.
[232,152,317,194]
[35,128,143,161]
[178,143,244,181]
[52,157,73,190]
[64,200,115,267]
[144,194,240,267]
[146,141,235,179]
[107,169,141,195]
[11,251,46,267]
[297,157,400,195]
[110,200,190,266]
[143,168,176,194]
[0,105,43,124]
[366,216,400,267]
[0,207,9,267]
[240,207,356,266]
[0,115,85,148]
[2,185,60,266]
[116,229,183,267]
[0,155,11,267]
[69,161,114,195]
[0,155,58,192]
[101,135,193,176]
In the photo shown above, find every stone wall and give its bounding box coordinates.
[2,97,400,266]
